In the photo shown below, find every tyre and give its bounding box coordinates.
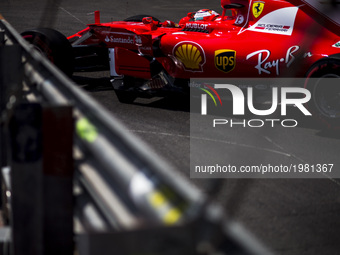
[124,15,160,22]
[21,28,74,76]
[305,58,340,129]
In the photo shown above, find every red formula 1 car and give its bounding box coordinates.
[22,0,340,127]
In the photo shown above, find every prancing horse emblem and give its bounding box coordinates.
[252,1,265,18]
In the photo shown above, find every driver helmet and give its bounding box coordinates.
[194,9,219,21]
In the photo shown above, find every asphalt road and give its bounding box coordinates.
[1,0,340,254]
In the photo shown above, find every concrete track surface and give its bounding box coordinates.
[1,0,340,254]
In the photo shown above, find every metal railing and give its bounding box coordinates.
[0,16,272,255]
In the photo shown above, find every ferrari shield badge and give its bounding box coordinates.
[252,1,265,18]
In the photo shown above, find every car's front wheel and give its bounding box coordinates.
[21,28,74,76]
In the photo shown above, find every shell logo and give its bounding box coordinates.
[173,42,206,72]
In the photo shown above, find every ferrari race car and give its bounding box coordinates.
[22,0,340,127]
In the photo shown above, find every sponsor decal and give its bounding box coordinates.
[134,35,142,44]
[139,46,152,51]
[247,7,298,36]
[215,50,236,73]
[332,41,340,48]
[185,23,209,30]
[173,42,206,72]
[252,1,265,18]
[255,23,290,33]
[246,45,299,75]
[104,34,142,45]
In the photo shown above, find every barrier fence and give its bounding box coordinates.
[0,16,272,255]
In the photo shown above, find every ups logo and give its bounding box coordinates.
[215,50,236,73]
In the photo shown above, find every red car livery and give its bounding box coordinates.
[22,0,340,127]
[64,0,340,79]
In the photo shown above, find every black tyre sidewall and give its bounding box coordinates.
[305,58,340,130]
[22,28,74,76]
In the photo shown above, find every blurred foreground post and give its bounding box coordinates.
[10,104,74,255]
